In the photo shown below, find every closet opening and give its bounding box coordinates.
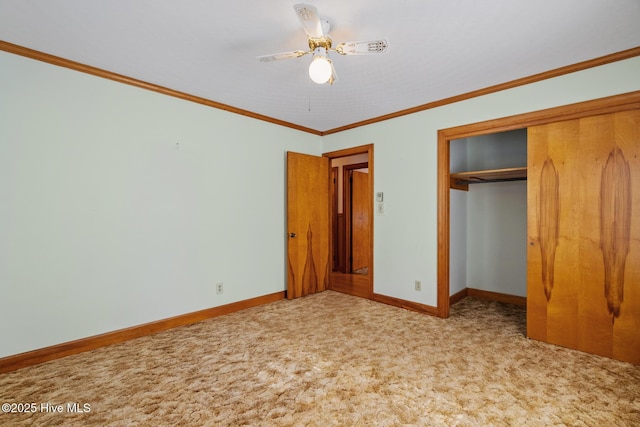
[438,121,531,319]
[448,129,528,312]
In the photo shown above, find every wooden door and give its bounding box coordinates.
[287,152,330,299]
[527,110,640,364]
[351,170,370,273]
[331,167,346,273]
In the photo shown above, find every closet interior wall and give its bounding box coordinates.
[450,129,528,299]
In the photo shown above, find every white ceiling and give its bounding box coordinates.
[1,1,639,133]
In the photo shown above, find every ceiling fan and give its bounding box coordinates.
[256,3,389,85]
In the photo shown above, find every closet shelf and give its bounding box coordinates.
[450,166,527,191]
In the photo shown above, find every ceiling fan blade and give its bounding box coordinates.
[328,60,337,85]
[257,50,307,62]
[336,39,389,55]
[293,4,324,38]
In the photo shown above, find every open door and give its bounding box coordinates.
[350,170,370,273]
[287,152,330,299]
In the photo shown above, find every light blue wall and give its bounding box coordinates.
[0,52,321,358]
[466,181,527,296]
[449,138,468,296]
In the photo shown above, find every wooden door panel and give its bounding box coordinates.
[287,152,330,299]
[526,124,550,342]
[528,110,640,364]
[331,167,344,273]
[351,171,369,272]
[611,111,640,361]
[578,115,618,357]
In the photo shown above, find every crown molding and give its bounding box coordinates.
[0,40,322,136]
[2,40,639,136]
[322,46,640,135]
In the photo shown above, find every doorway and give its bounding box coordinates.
[332,161,369,274]
[449,130,528,307]
[324,145,374,299]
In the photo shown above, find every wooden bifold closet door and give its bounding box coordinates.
[527,110,640,364]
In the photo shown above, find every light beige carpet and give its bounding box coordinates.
[1,291,638,426]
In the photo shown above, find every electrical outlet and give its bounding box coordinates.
[216,282,224,295]
[415,280,422,291]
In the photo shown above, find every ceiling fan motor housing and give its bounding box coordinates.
[308,36,332,51]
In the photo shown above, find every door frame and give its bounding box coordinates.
[437,91,640,318]
[324,144,374,299]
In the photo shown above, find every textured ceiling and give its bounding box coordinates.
[1,0,639,133]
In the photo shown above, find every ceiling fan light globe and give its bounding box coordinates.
[309,56,332,84]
